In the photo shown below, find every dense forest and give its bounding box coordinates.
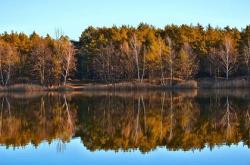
[1,23,250,86]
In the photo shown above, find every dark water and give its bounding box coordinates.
[0,90,250,165]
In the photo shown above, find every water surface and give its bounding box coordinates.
[0,90,250,165]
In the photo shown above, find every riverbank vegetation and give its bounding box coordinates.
[1,23,250,89]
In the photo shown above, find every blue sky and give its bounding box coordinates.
[0,0,249,40]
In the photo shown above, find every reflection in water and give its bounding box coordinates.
[0,94,77,149]
[0,90,250,153]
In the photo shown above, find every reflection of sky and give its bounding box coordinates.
[0,138,249,165]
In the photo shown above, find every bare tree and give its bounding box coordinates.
[59,40,76,85]
[0,40,19,86]
[243,37,250,79]
[158,39,165,85]
[55,28,64,40]
[130,33,143,82]
[218,35,237,80]
[55,29,76,85]
[208,48,221,80]
[141,46,146,83]
[177,43,198,80]
[166,37,176,86]
[94,42,115,83]
[31,40,50,85]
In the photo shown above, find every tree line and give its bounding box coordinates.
[1,23,250,85]
[78,23,250,83]
[0,32,75,86]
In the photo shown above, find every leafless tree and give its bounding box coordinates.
[31,40,51,85]
[208,48,221,80]
[0,41,19,86]
[243,37,250,79]
[94,42,115,83]
[130,33,144,82]
[60,41,76,85]
[218,36,237,80]
[178,43,199,80]
[159,39,165,85]
[166,37,176,86]
[55,28,64,40]
[141,46,146,83]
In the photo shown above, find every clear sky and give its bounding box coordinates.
[0,0,249,40]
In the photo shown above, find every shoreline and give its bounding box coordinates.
[0,78,250,92]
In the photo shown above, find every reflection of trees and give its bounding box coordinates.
[134,97,141,144]
[0,97,13,137]
[0,94,77,148]
[219,97,238,140]
[169,92,174,141]
[1,92,250,153]
[77,92,250,152]
[63,95,75,137]
[78,93,200,152]
[245,109,250,139]
[57,140,66,153]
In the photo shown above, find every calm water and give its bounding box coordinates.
[0,90,250,165]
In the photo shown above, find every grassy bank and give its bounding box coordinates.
[197,78,250,89]
[0,84,74,92]
[0,78,249,92]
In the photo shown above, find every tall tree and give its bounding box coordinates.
[31,38,47,84]
[218,35,237,80]
[243,38,250,79]
[176,43,198,80]
[166,37,177,86]
[57,37,76,85]
[130,33,142,81]
[0,40,19,86]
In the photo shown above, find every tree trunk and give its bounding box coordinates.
[5,64,11,86]
[170,63,173,87]
[248,67,250,81]
[135,51,140,81]
[141,49,145,83]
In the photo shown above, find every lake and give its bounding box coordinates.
[0,90,250,165]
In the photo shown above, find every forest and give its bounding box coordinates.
[1,23,250,87]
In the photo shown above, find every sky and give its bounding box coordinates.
[0,0,250,40]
